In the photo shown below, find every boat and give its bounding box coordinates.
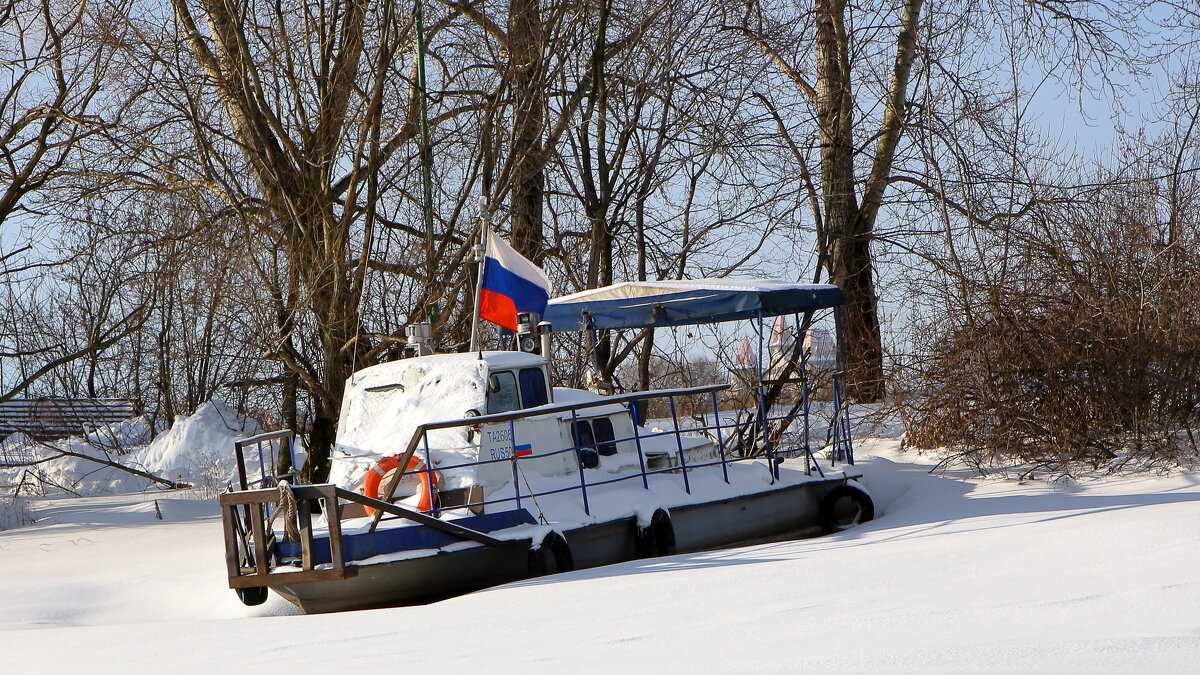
[219,279,874,613]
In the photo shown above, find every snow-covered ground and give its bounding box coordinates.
[3,439,1198,673]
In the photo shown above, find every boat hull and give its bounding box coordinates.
[270,474,855,613]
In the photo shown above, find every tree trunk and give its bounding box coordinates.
[507,0,546,262]
[279,368,297,474]
[809,0,907,403]
[814,0,883,401]
[831,235,885,401]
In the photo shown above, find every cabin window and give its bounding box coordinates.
[486,371,520,414]
[518,368,549,408]
[571,421,599,469]
[591,417,617,456]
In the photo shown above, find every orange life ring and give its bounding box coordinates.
[361,454,438,514]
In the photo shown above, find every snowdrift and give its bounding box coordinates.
[0,400,260,500]
[329,353,488,492]
[4,442,1200,672]
[136,400,261,489]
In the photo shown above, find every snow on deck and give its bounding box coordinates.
[3,440,1200,672]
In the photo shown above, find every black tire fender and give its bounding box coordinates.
[236,585,269,606]
[528,531,574,576]
[634,509,676,558]
[819,483,875,533]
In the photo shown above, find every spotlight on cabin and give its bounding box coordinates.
[516,312,540,354]
[405,322,434,356]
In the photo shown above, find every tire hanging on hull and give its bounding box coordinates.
[236,586,269,606]
[634,509,676,558]
[818,483,875,533]
[528,531,574,576]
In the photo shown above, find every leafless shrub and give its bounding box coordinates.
[0,496,33,530]
[905,185,1200,473]
[188,449,230,501]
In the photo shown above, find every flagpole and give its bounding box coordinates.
[469,198,489,353]
[415,0,436,286]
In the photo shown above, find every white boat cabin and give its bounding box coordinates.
[329,350,712,513]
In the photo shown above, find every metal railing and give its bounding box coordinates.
[222,378,857,588]
[364,381,855,531]
[233,429,297,490]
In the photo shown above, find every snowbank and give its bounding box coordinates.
[134,400,260,489]
[84,415,158,450]
[1,426,162,496]
[0,400,261,500]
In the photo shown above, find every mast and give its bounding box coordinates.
[415,0,436,307]
[469,200,489,353]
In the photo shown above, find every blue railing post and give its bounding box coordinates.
[831,305,849,465]
[830,378,842,466]
[629,403,650,490]
[511,457,522,511]
[668,396,690,494]
[569,408,591,515]
[422,433,437,516]
[287,434,298,479]
[754,314,777,483]
[508,418,522,510]
[800,338,813,476]
[710,391,729,484]
[575,448,591,517]
[842,385,856,465]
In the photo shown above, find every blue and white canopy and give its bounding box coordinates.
[543,279,844,332]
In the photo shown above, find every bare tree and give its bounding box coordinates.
[96,0,455,481]
[721,0,923,402]
[0,0,150,402]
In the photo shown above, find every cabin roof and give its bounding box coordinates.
[348,351,545,384]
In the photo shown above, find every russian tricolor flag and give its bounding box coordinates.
[479,228,552,331]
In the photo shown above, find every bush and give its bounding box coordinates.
[904,197,1200,473]
[0,495,33,531]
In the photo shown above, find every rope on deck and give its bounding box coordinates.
[268,480,301,542]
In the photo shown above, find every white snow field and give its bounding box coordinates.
[3,439,1199,673]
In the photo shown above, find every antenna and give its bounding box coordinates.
[469,198,489,353]
[415,0,436,311]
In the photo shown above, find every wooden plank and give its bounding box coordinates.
[227,566,353,589]
[250,503,269,577]
[323,485,345,571]
[221,504,241,580]
[219,487,280,506]
[297,499,315,571]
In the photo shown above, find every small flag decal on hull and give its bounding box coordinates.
[514,444,533,457]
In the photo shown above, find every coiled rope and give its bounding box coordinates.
[268,480,301,542]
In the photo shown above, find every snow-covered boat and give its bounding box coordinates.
[219,280,873,613]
